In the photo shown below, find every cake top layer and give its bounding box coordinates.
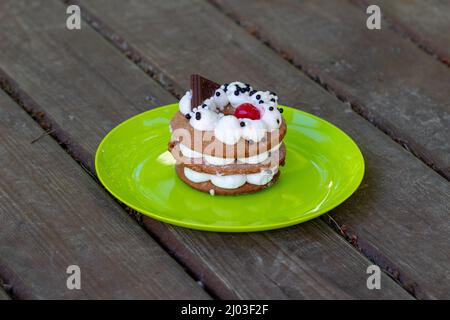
[177,75,285,146]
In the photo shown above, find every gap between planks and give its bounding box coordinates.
[0,0,414,298]
[0,50,412,300]
[352,0,450,68]
[40,0,421,298]
[207,0,449,183]
[0,70,217,300]
[67,0,449,182]
[63,0,428,298]
[62,0,184,100]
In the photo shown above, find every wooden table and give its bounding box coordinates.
[0,0,448,300]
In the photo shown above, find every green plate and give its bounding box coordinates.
[95,104,364,232]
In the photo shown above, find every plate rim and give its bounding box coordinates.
[95,103,365,232]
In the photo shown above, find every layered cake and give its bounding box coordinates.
[168,75,287,195]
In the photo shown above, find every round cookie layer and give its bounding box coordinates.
[170,111,287,158]
[169,142,286,175]
[175,165,281,195]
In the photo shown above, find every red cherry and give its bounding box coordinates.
[234,103,261,120]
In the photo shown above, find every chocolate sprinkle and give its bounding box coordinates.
[195,112,201,120]
[185,114,191,120]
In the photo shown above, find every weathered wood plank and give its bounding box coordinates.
[0,91,209,299]
[77,0,450,298]
[147,219,415,299]
[0,288,10,300]
[0,0,411,299]
[367,0,450,64]
[213,0,450,180]
[0,0,178,171]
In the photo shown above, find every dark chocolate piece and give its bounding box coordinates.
[190,74,221,109]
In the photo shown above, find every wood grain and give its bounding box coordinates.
[367,0,450,64]
[76,0,450,298]
[213,0,450,180]
[0,92,208,299]
[1,0,177,171]
[0,288,10,300]
[0,0,411,299]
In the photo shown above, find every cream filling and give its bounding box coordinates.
[184,167,278,189]
[178,84,282,136]
[179,143,282,165]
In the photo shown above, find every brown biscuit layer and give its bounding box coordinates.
[170,111,287,158]
[169,142,286,175]
[176,165,281,196]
